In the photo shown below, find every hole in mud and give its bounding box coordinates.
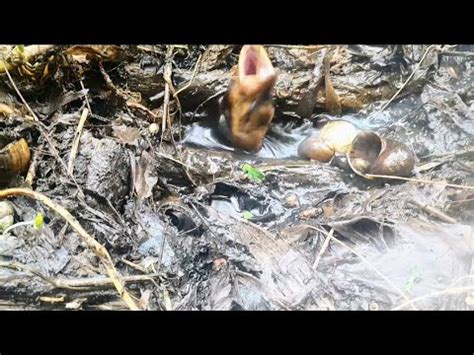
[164,209,203,237]
[210,182,282,222]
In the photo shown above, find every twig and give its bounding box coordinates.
[440,50,474,58]
[25,150,38,187]
[97,62,157,121]
[67,107,89,174]
[0,260,160,290]
[392,286,474,310]
[378,45,438,113]
[312,228,333,270]
[59,273,160,289]
[160,46,174,145]
[173,54,202,97]
[304,224,417,309]
[79,80,92,114]
[407,199,457,224]
[121,258,148,273]
[0,188,139,310]
[362,173,474,190]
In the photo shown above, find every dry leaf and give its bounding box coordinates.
[138,289,152,310]
[113,125,141,145]
[447,67,459,80]
[134,150,158,199]
[0,103,15,117]
[65,298,87,310]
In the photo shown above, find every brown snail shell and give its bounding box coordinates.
[297,135,335,162]
[0,138,31,183]
[347,131,415,177]
[298,120,359,162]
[320,120,360,154]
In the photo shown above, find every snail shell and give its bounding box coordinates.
[320,120,360,154]
[0,200,14,231]
[0,138,31,183]
[297,135,335,162]
[347,131,415,177]
[298,120,359,162]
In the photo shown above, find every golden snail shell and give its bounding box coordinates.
[347,131,415,177]
[320,120,360,154]
[0,138,31,183]
[297,135,335,162]
[298,120,359,162]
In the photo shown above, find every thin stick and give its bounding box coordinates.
[312,228,333,270]
[59,273,160,288]
[305,225,417,309]
[173,54,202,97]
[25,150,37,187]
[392,286,474,310]
[440,50,474,58]
[407,199,457,224]
[363,173,474,190]
[378,45,438,113]
[0,188,139,310]
[0,260,160,289]
[160,46,174,144]
[79,80,92,113]
[67,107,89,174]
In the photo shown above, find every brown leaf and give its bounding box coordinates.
[138,289,152,310]
[113,125,141,146]
[0,103,15,117]
[134,150,158,199]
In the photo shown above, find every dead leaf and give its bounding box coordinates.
[138,289,152,310]
[163,288,173,310]
[447,67,459,80]
[322,205,335,218]
[65,298,87,310]
[0,103,15,117]
[113,125,141,145]
[66,45,123,62]
[134,150,158,199]
[212,258,227,271]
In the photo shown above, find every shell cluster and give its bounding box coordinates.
[298,120,415,177]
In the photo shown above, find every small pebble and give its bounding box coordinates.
[369,302,379,311]
[0,201,15,232]
[149,123,160,135]
[283,194,299,208]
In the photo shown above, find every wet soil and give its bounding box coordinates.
[0,44,473,310]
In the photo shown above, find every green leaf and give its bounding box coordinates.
[242,211,253,220]
[404,266,422,293]
[17,45,25,53]
[241,163,265,182]
[33,212,44,230]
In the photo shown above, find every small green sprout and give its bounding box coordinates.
[404,266,422,293]
[1,211,45,236]
[241,163,265,182]
[34,212,44,230]
[242,211,254,220]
